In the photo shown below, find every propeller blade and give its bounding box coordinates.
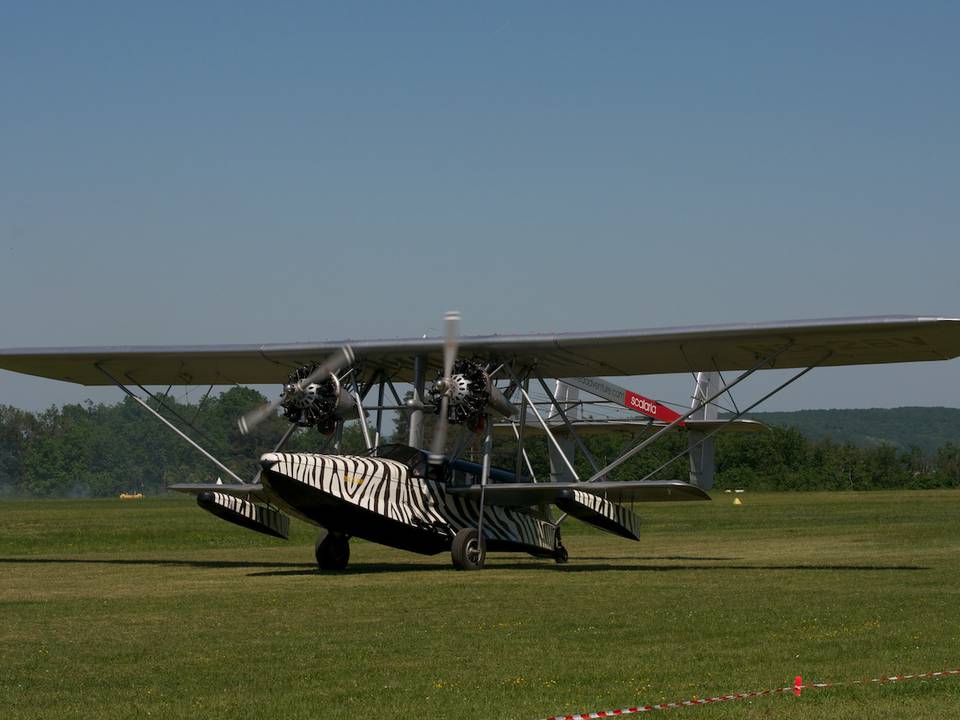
[299,346,356,389]
[238,398,283,435]
[237,345,355,435]
[429,395,449,464]
[443,311,460,380]
[430,311,460,465]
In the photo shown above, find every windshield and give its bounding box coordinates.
[362,443,423,466]
[363,444,450,482]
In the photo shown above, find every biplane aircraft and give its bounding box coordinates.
[1,314,958,570]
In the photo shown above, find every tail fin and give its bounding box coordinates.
[687,371,719,490]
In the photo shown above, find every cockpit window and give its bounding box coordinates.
[363,444,425,470]
[363,444,452,482]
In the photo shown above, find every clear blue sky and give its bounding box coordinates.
[1,2,958,412]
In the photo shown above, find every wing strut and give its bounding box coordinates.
[475,416,494,553]
[536,376,602,475]
[347,374,373,450]
[505,364,580,481]
[585,340,794,483]
[251,422,300,485]
[639,351,833,484]
[373,372,386,449]
[95,364,248,485]
[513,370,530,482]
[126,375,220,450]
[408,356,427,449]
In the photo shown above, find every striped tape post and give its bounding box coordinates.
[540,667,960,720]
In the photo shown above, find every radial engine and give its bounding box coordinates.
[280,364,359,434]
[427,358,515,431]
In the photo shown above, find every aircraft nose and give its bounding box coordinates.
[260,453,281,470]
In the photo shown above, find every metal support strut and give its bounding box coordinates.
[475,418,494,545]
[514,372,530,482]
[504,364,580,481]
[536,375,601,475]
[349,376,373,450]
[408,356,426,450]
[252,422,299,485]
[637,352,832,483]
[96,365,248,485]
[585,341,794,483]
[374,375,385,449]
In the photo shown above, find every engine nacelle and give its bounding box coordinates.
[428,359,516,429]
[280,364,358,434]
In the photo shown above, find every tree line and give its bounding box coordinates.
[1,387,958,498]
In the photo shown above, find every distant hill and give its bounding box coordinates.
[739,407,960,455]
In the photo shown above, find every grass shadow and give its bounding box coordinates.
[1,557,929,575]
[249,560,929,576]
[0,557,314,570]
[248,563,446,576]
[513,562,929,572]
[575,555,740,561]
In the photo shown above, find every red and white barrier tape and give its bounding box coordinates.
[541,667,960,720]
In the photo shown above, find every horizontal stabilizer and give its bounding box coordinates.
[494,418,766,437]
[560,377,682,423]
[686,419,767,433]
[446,480,709,507]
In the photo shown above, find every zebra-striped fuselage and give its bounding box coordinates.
[260,452,558,557]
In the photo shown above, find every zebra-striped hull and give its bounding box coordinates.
[260,452,558,558]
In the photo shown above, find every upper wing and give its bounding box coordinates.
[445,480,710,507]
[1,315,958,386]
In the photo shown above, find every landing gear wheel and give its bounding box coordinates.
[554,543,569,564]
[314,529,350,571]
[451,528,486,570]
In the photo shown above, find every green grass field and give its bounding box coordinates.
[2,490,959,719]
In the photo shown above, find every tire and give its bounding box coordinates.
[554,543,569,564]
[314,530,350,571]
[451,528,486,570]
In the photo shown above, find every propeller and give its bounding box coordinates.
[237,346,355,435]
[429,311,460,464]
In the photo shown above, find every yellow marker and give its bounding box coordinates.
[733,497,743,506]
[119,493,144,501]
